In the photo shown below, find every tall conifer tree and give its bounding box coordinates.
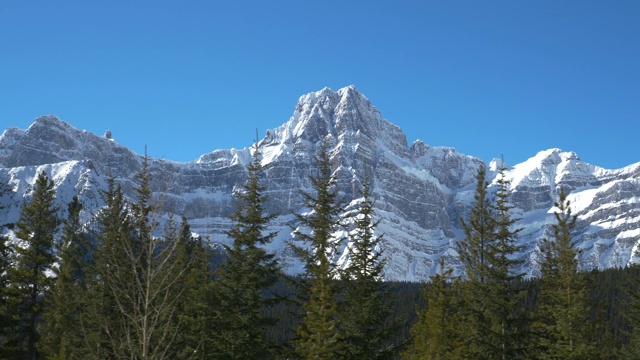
[535,188,593,359]
[211,140,280,359]
[40,195,91,359]
[83,176,132,358]
[457,165,531,359]
[0,175,13,355]
[483,166,529,359]
[458,165,494,284]
[292,139,344,359]
[339,179,397,359]
[173,217,215,359]
[6,171,59,360]
[0,233,10,357]
[456,165,495,357]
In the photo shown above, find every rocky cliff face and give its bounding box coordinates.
[1,86,639,281]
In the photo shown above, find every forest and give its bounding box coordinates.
[1,139,639,360]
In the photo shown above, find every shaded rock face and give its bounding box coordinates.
[1,87,639,281]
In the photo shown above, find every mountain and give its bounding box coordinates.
[1,85,639,281]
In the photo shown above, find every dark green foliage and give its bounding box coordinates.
[0,234,11,347]
[86,158,189,359]
[40,195,92,359]
[339,179,399,359]
[5,171,59,360]
[535,188,594,359]
[251,270,640,359]
[458,165,495,284]
[620,252,640,357]
[83,176,132,358]
[608,264,640,359]
[172,218,217,359]
[210,141,281,359]
[585,269,620,359]
[403,259,464,360]
[4,153,640,359]
[291,140,344,359]
[481,166,529,359]
[456,165,495,356]
[456,165,532,359]
[0,173,14,356]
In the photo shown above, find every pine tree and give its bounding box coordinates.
[482,166,528,359]
[292,140,344,359]
[173,217,215,359]
[456,165,495,357]
[458,165,495,284]
[0,233,11,356]
[457,165,531,359]
[339,179,398,359]
[82,176,131,358]
[535,187,594,359]
[403,259,464,360]
[0,174,14,357]
[211,140,280,359]
[40,195,92,359]
[5,171,59,360]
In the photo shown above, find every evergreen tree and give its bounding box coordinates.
[173,217,215,359]
[482,166,528,359]
[40,195,92,359]
[457,165,531,359]
[339,179,398,359]
[0,233,11,356]
[5,171,59,360]
[458,165,495,284]
[535,188,594,359]
[0,175,14,356]
[292,140,344,359]
[403,259,464,360]
[456,165,495,357]
[82,176,132,358]
[211,140,280,359]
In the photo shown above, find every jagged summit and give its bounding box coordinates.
[256,85,410,165]
[268,85,370,144]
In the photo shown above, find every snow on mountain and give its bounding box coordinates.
[1,86,639,281]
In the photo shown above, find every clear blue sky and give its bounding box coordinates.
[1,1,638,168]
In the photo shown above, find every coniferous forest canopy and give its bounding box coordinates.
[1,141,640,359]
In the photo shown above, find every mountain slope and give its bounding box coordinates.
[1,86,639,281]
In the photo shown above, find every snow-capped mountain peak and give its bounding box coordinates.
[1,86,639,281]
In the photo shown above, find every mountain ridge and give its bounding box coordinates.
[1,86,639,281]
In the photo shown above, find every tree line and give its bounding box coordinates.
[0,139,399,360]
[404,165,640,359]
[0,140,639,359]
